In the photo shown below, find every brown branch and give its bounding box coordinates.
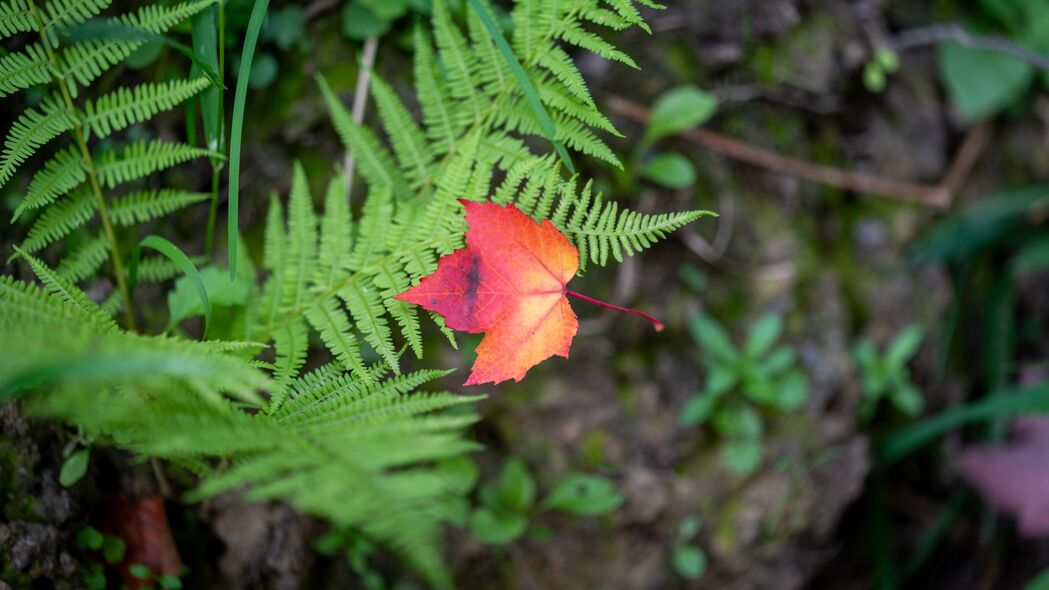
[607,95,991,208]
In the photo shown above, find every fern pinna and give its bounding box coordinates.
[0,0,218,327]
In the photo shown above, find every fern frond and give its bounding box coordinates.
[134,256,186,283]
[280,163,317,312]
[318,76,407,195]
[14,146,85,221]
[433,0,484,125]
[413,28,464,155]
[466,0,512,92]
[42,0,111,31]
[0,0,33,39]
[538,83,619,136]
[107,189,210,226]
[536,46,595,107]
[0,275,113,336]
[82,77,210,138]
[0,96,76,189]
[20,187,94,254]
[61,0,217,90]
[494,158,715,269]
[316,173,352,287]
[348,185,393,271]
[15,247,116,331]
[95,140,213,188]
[371,76,433,188]
[339,278,399,373]
[273,317,308,383]
[304,300,369,380]
[557,19,638,69]
[0,43,51,98]
[56,233,108,283]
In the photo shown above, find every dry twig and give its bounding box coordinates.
[607,95,991,209]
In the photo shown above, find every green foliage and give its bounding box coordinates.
[640,152,695,189]
[0,268,483,587]
[468,457,623,545]
[0,0,708,585]
[863,46,900,93]
[938,40,1033,120]
[292,0,709,369]
[642,85,718,146]
[0,0,218,297]
[854,324,925,421]
[671,516,707,580]
[58,446,89,486]
[680,312,809,475]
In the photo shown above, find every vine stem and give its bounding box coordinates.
[28,1,136,331]
[565,290,664,332]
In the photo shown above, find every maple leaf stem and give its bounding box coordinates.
[565,290,665,332]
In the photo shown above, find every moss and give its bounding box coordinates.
[0,438,43,522]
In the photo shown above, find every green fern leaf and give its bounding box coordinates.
[373,260,422,358]
[42,0,111,31]
[0,0,33,39]
[348,186,393,272]
[0,43,51,98]
[61,0,217,91]
[82,77,210,138]
[15,247,117,331]
[0,96,77,189]
[134,256,188,284]
[466,0,512,92]
[433,0,484,126]
[273,316,308,383]
[371,76,433,188]
[316,173,352,287]
[108,189,210,226]
[536,46,595,107]
[413,28,463,155]
[56,232,108,283]
[20,187,94,254]
[95,140,214,188]
[304,300,370,381]
[280,163,317,312]
[339,278,399,373]
[558,21,638,68]
[317,75,406,194]
[14,146,85,221]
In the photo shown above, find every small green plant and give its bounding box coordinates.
[863,46,900,93]
[670,516,707,581]
[611,85,718,191]
[469,457,624,545]
[680,312,808,475]
[129,563,183,590]
[76,526,127,590]
[853,324,925,421]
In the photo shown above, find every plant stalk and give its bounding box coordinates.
[28,1,136,331]
[565,289,664,331]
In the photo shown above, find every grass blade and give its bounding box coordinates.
[465,0,575,174]
[129,235,211,338]
[227,0,270,279]
[878,382,1049,465]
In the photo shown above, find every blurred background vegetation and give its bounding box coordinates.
[3,0,1049,588]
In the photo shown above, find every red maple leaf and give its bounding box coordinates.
[395,200,662,385]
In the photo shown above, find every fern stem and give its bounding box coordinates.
[565,289,664,332]
[27,0,136,331]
